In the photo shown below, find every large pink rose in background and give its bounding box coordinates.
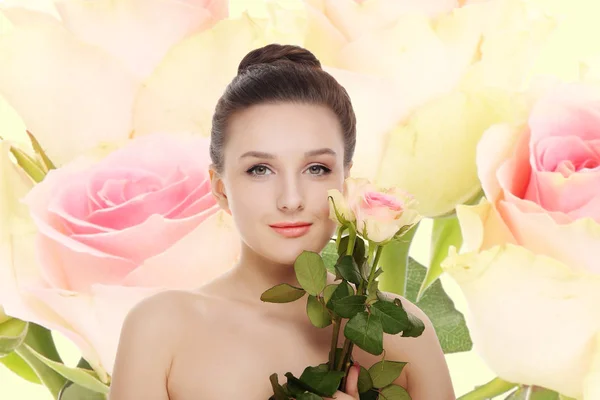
[0,133,240,377]
[443,83,600,398]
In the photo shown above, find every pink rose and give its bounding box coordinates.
[443,83,600,398]
[353,187,421,244]
[328,178,421,243]
[0,133,240,377]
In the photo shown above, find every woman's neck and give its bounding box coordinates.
[229,244,301,302]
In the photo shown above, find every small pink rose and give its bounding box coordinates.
[353,187,421,243]
[0,133,240,375]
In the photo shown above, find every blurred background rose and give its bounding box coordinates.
[0,133,240,378]
[0,0,227,166]
[443,81,600,399]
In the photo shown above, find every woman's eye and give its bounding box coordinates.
[247,165,272,176]
[307,165,332,176]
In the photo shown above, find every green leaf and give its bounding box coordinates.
[405,258,472,353]
[0,351,41,384]
[370,301,409,335]
[0,318,28,356]
[20,344,109,394]
[360,259,371,282]
[335,256,362,286]
[377,223,419,296]
[286,373,329,398]
[338,235,366,265]
[26,324,63,364]
[299,366,345,397]
[321,241,339,274]
[368,360,408,389]
[417,216,462,301]
[380,384,411,399]
[13,325,67,399]
[8,144,46,183]
[506,386,560,400]
[295,251,328,296]
[325,281,354,310]
[323,284,338,305]
[59,381,107,400]
[366,280,379,304]
[332,295,367,319]
[307,296,332,328]
[357,366,373,394]
[360,389,380,400]
[391,299,425,338]
[344,312,384,356]
[296,393,323,400]
[269,374,291,400]
[261,284,306,303]
[26,130,56,171]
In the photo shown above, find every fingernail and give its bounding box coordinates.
[354,362,360,371]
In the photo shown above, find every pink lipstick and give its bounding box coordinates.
[269,222,312,238]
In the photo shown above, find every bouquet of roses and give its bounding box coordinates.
[262,178,424,400]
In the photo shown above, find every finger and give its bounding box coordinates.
[344,362,361,398]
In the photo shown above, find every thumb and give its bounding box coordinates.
[345,362,360,398]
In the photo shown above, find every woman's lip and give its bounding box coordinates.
[270,224,312,238]
[269,222,312,228]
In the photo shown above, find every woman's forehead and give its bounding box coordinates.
[225,103,344,155]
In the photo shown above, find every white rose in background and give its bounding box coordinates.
[301,0,556,217]
[0,0,228,166]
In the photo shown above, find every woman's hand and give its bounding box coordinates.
[324,363,360,400]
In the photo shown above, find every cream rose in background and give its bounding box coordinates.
[0,133,240,378]
[302,0,555,217]
[0,0,228,166]
[443,82,600,399]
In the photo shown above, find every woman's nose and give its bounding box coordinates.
[276,175,304,212]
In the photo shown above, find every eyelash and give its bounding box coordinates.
[246,164,332,177]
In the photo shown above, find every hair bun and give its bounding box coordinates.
[237,44,322,75]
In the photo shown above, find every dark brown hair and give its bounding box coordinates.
[209,43,357,173]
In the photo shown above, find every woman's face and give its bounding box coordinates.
[211,102,350,266]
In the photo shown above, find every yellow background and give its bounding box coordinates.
[0,0,497,398]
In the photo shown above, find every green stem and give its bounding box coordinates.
[335,225,345,250]
[338,243,381,378]
[15,345,66,399]
[358,242,376,294]
[457,378,518,400]
[336,336,353,372]
[367,245,384,288]
[377,223,419,297]
[346,229,356,257]
[328,317,341,370]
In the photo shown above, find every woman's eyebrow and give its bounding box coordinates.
[239,148,337,160]
[305,148,337,157]
[239,151,275,160]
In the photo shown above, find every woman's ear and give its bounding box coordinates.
[209,167,230,213]
[344,161,353,180]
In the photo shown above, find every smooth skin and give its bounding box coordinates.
[109,103,455,400]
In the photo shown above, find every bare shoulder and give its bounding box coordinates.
[109,290,202,400]
[379,291,456,400]
[120,290,197,346]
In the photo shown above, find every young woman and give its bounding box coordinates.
[108,44,455,400]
